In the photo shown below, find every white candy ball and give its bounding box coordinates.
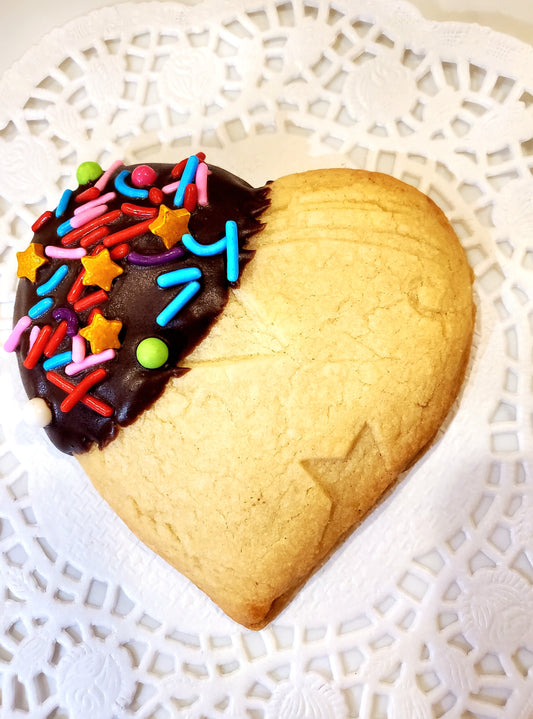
[22,397,52,427]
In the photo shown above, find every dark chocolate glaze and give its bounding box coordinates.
[13,162,271,454]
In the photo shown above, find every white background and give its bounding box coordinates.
[1,0,532,78]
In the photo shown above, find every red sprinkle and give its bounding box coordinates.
[121,203,159,219]
[103,218,154,248]
[67,269,86,304]
[80,225,111,248]
[75,186,101,203]
[61,209,122,245]
[24,325,53,369]
[44,320,68,358]
[88,308,103,322]
[196,152,206,161]
[148,187,163,204]
[110,243,129,260]
[59,368,107,413]
[73,289,108,312]
[184,183,198,212]
[32,211,53,233]
[46,370,113,417]
[171,158,187,178]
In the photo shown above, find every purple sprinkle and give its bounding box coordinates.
[128,246,186,266]
[53,307,79,337]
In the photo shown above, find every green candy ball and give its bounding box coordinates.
[76,161,103,185]
[136,337,169,369]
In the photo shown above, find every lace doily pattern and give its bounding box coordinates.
[1,1,532,717]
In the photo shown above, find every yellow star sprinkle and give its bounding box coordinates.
[79,313,123,354]
[149,205,190,249]
[81,248,123,291]
[16,242,48,282]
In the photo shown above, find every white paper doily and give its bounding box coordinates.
[0,1,532,717]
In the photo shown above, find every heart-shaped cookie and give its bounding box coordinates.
[11,160,474,629]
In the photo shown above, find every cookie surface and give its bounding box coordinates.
[78,168,474,628]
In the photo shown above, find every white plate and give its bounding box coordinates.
[1,1,533,717]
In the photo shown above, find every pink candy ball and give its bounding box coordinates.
[131,164,157,188]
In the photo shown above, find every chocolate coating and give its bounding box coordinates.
[14,162,270,454]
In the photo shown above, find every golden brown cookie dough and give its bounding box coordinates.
[78,169,475,629]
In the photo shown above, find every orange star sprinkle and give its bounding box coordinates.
[79,313,123,354]
[149,205,190,249]
[81,248,123,291]
[16,242,48,282]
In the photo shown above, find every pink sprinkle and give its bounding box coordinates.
[70,204,107,229]
[94,160,124,192]
[196,162,209,206]
[72,333,86,364]
[65,348,115,376]
[4,316,32,352]
[162,180,180,194]
[29,325,40,350]
[73,192,116,216]
[45,246,86,259]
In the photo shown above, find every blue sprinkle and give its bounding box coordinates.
[55,188,73,218]
[156,281,201,327]
[174,155,199,207]
[36,264,69,296]
[182,232,226,257]
[114,170,149,200]
[57,218,73,237]
[28,297,54,319]
[157,267,202,288]
[43,351,72,371]
[225,220,239,282]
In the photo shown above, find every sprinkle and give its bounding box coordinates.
[75,186,100,203]
[43,351,73,371]
[157,267,202,288]
[17,243,48,282]
[128,246,185,266]
[103,218,154,248]
[60,209,122,245]
[162,180,180,194]
[73,289,109,312]
[136,338,168,369]
[71,333,86,363]
[36,264,69,296]
[79,226,111,248]
[46,370,113,417]
[110,243,130,260]
[196,152,206,162]
[131,165,157,188]
[115,170,149,200]
[156,280,201,327]
[24,325,53,368]
[65,348,115,376]
[67,268,86,303]
[121,203,159,219]
[81,248,123,291]
[88,308,102,322]
[79,313,122,354]
[174,155,199,207]
[22,397,52,427]
[60,368,107,413]
[94,160,124,192]
[148,206,190,249]
[171,158,188,178]
[196,162,209,206]
[29,325,40,349]
[181,232,226,257]
[148,187,163,204]
[45,246,87,260]
[76,161,103,185]
[52,308,78,337]
[73,191,116,215]
[44,320,68,357]
[57,205,108,237]
[32,211,54,233]
[28,297,54,319]
[55,188,73,218]
[225,220,239,282]
[4,316,31,352]
[184,183,198,212]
